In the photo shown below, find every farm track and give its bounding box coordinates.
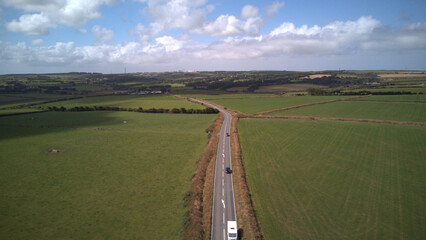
[256,95,370,115]
[352,99,426,103]
[242,115,426,126]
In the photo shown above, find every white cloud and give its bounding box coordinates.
[92,25,114,44]
[191,8,263,37]
[79,28,87,34]
[266,1,284,17]
[3,0,114,35]
[241,5,259,19]
[192,15,263,36]
[191,15,244,36]
[6,13,55,35]
[129,23,152,42]
[137,0,213,35]
[31,39,44,46]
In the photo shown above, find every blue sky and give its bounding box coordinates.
[0,0,425,74]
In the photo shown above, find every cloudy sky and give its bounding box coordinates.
[0,0,425,74]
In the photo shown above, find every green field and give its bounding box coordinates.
[0,93,70,108]
[239,119,426,239]
[185,93,276,99]
[39,95,206,109]
[0,111,217,239]
[271,100,426,122]
[343,88,426,94]
[0,108,44,115]
[355,95,426,102]
[209,96,350,114]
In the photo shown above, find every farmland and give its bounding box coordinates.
[238,118,426,240]
[208,96,351,114]
[271,100,426,122]
[0,111,217,239]
[39,95,207,110]
[353,95,426,102]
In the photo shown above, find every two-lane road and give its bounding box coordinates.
[191,99,237,240]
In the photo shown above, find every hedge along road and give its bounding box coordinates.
[191,98,237,240]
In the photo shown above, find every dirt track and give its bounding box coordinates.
[243,115,426,126]
[257,95,370,115]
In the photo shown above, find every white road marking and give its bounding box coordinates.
[222,186,224,196]
[223,229,226,240]
[221,199,225,208]
[223,213,225,224]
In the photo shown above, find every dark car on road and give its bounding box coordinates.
[226,167,232,174]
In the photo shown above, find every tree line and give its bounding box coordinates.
[47,106,219,114]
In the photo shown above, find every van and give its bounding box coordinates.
[227,221,237,240]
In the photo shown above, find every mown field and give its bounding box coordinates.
[0,111,217,239]
[271,100,426,122]
[343,87,426,94]
[255,83,327,93]
[354,95,426,102]
[209,96,351,114]
[239,118,426,240]
[0,108,44,115]
[39,95,206,110]
[0,93,69,108]
[186,93,276,99]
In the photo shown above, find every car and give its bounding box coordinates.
[226,167,232,174]
[226,133,230,137]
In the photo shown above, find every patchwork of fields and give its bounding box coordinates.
[271,100,426,122]
[39,95,206,110]
[208,96,350,114]
[239,119,425,239]
[0,111,216,239]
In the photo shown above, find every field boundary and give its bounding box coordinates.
[242,114,426,126]
[0,110,48,117]
[256,95,370,115]
[182,113,223,240]
[351,99,426,103]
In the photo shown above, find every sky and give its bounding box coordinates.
[0,0,425,74]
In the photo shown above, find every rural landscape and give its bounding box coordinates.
[1,70,425,239]
[1,0,425,239]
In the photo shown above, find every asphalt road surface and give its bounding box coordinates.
[191,99,237,240]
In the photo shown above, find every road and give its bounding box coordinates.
[191,99,237,240]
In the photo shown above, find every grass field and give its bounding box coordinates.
[343,88,426,94]
[355,95,426,102]
[239,118,426,240]
[255,84,327,93]
[39,95,206,109]
[185,93,276,99]
[0,111,217,239]
[271,100,426,122]
[209,96,350,114]
[0,93,70,108]
[0,108,44,115]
